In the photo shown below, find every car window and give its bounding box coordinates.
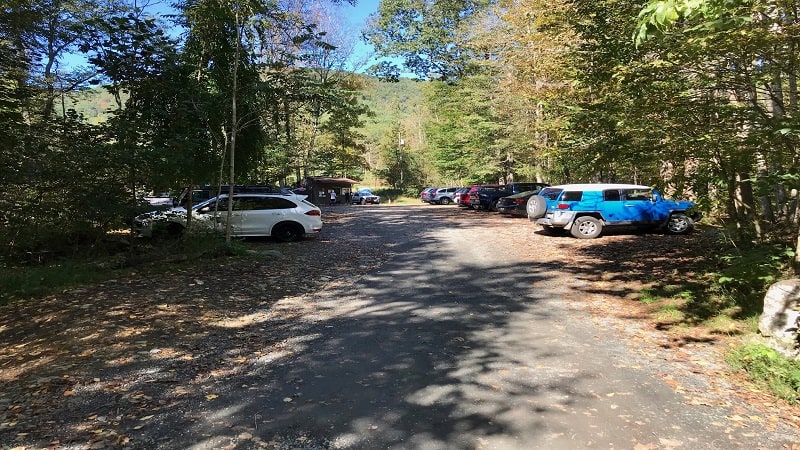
[624,189,652,201]
[262,197,297,209]
[539,188,563,200]
[198,198,228,213]
[233,197,297,210]
[603,190,621,201]
[561,191,583,201]
[513,183,538,191]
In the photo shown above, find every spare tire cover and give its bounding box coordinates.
[527,195,547,220]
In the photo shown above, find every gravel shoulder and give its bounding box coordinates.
[1,204,798,449]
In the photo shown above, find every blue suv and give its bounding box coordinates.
[527,183,701,239]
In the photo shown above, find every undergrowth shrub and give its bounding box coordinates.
[711,243,795,318]
[726,344,800,404]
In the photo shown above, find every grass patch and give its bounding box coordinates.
[702,314,741,334]
[726,344,800,404]
[0,231,249,306]
[654,301,685,323]
[638,287,660,305]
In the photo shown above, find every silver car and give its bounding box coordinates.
[430,187,460,205]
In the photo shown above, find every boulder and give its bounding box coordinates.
[758,279,800,359]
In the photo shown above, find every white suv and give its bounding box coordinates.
[135,193,322,241]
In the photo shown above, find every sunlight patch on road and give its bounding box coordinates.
[211,311,271,328]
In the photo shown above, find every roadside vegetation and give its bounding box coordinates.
[634,232,800,403]
[3,0,800,406]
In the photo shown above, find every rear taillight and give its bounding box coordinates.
[306,210,321,216]
[556,203,570,210]
[514,198,525,205]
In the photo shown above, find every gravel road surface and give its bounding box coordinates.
[1,205,798,449]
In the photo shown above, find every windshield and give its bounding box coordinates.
[193,196,225,210]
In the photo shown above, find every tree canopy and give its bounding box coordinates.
[4,0,800,275]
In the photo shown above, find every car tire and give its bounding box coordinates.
[570,216,603,239]
[439,197,451,205]
[165,222,185,237]
[272,223,302,242]
[360,198,366,205]
[527,195,546,220]
[666,213,693,234]
[488,200,498,212]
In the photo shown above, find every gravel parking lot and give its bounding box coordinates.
[1,205,798,448]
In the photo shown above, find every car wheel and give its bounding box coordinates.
[360,198,366,205]
[527,195,546,220]
[488,200,498,212]
[165,222,185,237]
[439,197,451,205]
[666,213,693,234]
[272,223,302,242]
[570,216,603,239]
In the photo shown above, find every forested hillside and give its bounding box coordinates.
[67,77,429,187]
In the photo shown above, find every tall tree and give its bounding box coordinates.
[363,0,492,80]
[635,0,800,268]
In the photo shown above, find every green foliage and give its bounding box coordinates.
[363,0,492,80]
[424,78,507,183]
[726,344,800,404]
[1,0,378,260]
[714,244,794,301]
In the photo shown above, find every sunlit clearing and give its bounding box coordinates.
[211,311,270,328]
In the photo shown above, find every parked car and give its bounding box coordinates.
[454,187,471,206]
[430,187,460,205]
[527,183,701,239]
[352,188,381,204]
[496,187,548,217]
[420,187,438,203]
[463,184,501,209]
[134,193,322,241]
[469,182,550,211]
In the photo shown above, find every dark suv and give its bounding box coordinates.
[469,182,550,211]
[527,183,701,238]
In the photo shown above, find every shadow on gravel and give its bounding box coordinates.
[135,208,619,448]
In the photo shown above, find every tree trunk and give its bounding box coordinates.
[226,11,242,244]
[734,172,761,241]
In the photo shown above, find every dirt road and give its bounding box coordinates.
[1,205,798,449]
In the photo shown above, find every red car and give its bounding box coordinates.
[454,187,470,206]
[462,184,500,209]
